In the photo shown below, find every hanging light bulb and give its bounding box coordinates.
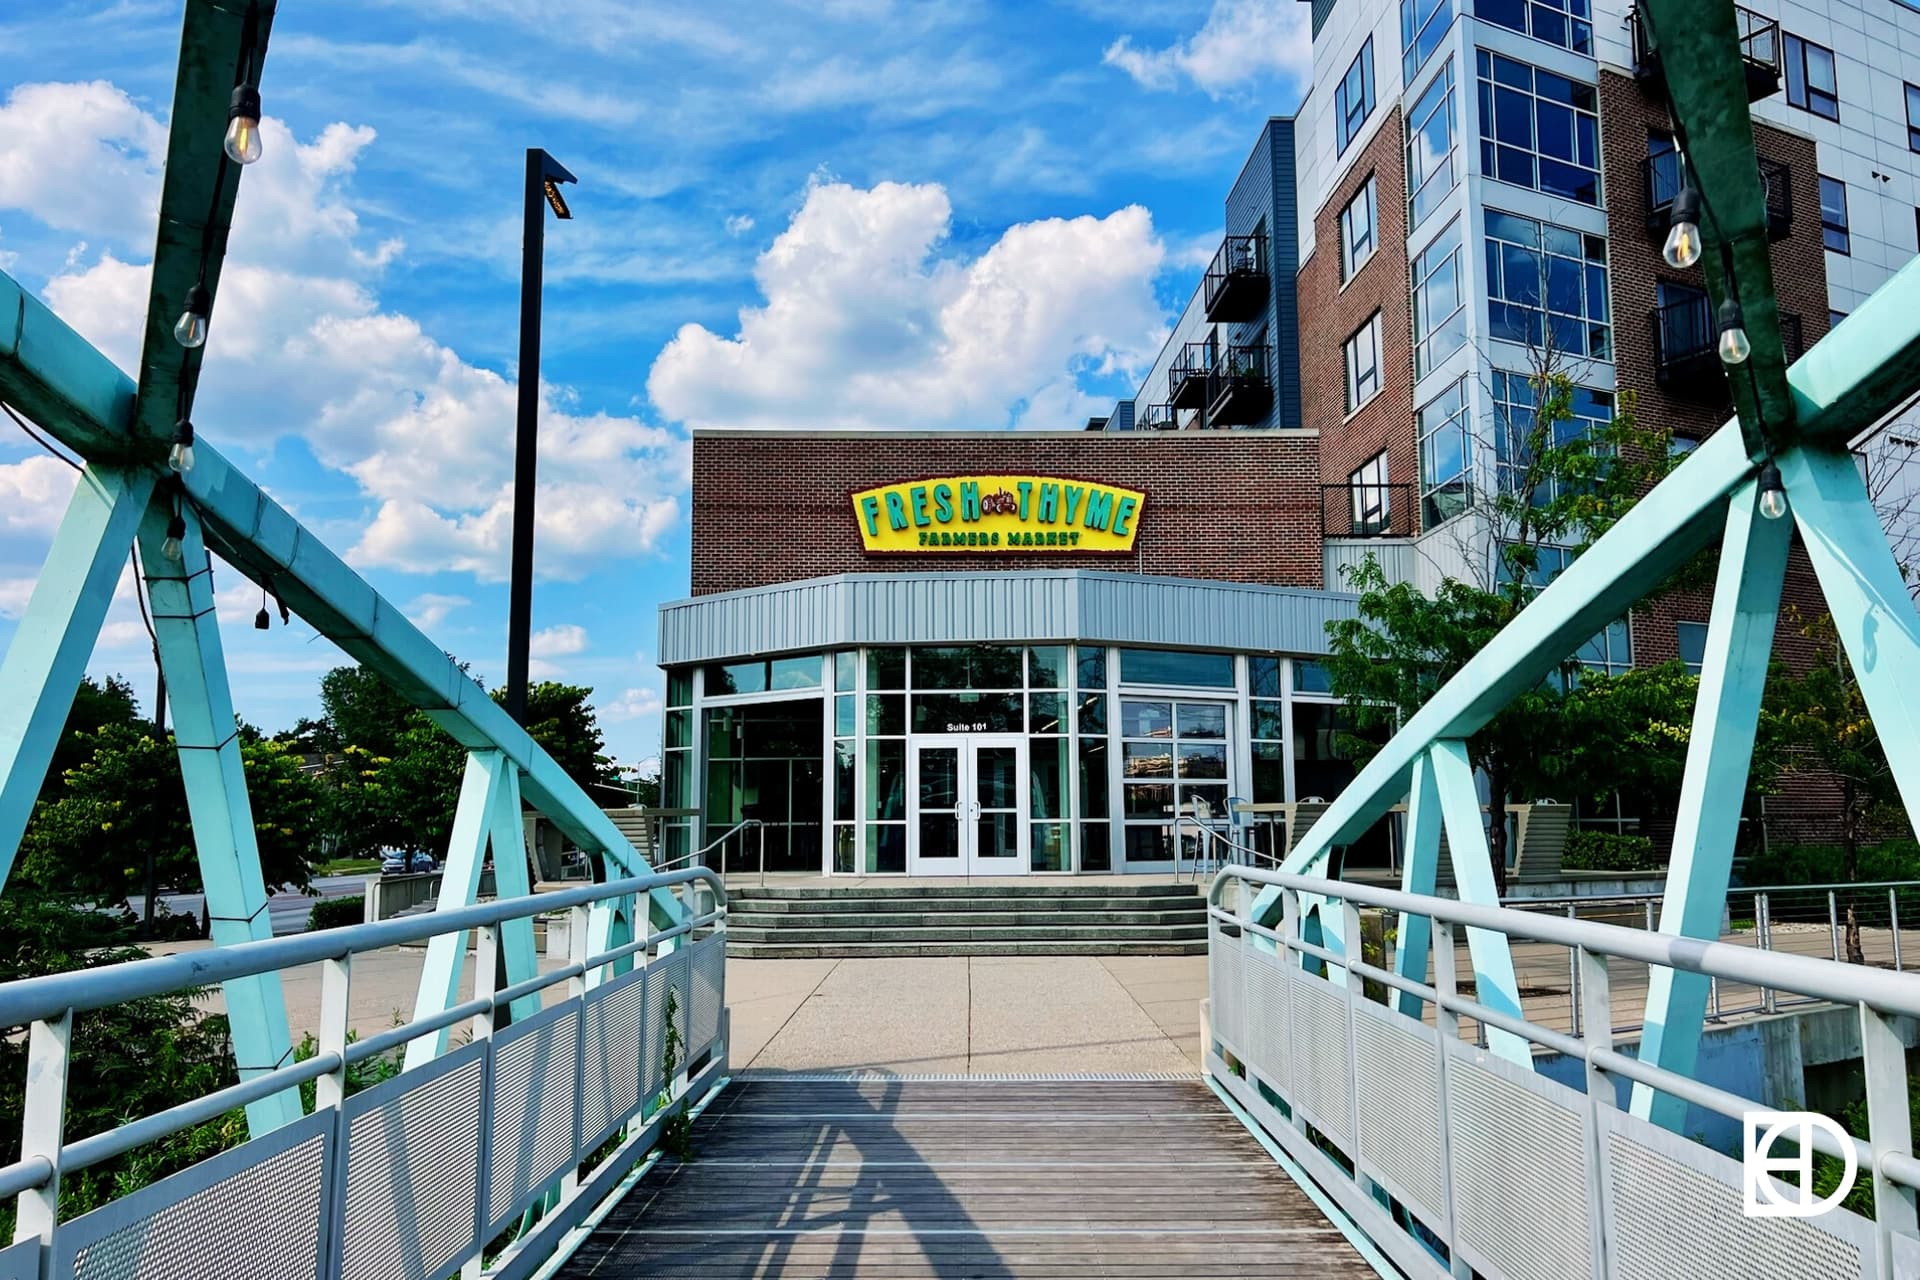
[169,417,196,474]
[173,282,211,349]
[161,512,187,563]
[1717,296,1751,365]
[254,606,271,630]
[224,84,263,165]
[1758,462,1789,520]
[1663,179,1703,269]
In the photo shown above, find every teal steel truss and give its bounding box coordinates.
[0,1,679,1136]
[1277,0,1920,1121]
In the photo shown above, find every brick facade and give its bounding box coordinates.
[1597,68,1835,672]
[1296,108,1418,525]
[689,431,1326,595]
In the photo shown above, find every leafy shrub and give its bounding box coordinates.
[307,895,365,932]
[1741,839,1920,888]
[1564,829,1659,873]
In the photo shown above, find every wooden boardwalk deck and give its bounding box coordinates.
[557,1077,1371,1278]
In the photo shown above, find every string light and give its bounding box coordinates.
[225,84,262,165]
[1717,296,1752,365]
[1663,177,1703,269]
[161,511,187,563]
[1758,462,1789,520]
[169,417,196,474]
[255,586,271,630]
[173,281,210,349]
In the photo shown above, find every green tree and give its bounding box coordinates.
[506,681,622,797]
[20,725,325,900]
[47,675,144,790]
[1326,369,1680,891]
[314,664,419,759]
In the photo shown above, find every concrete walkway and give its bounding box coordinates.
[727,956,1207,1075]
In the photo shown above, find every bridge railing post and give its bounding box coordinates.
[13,1011,70,1259]
[1578,945,1615,1279]
[465,924,501,1280]
[1430,918,1470,1278]
[1861,1000,1919,1277]
[316,954,352,1280]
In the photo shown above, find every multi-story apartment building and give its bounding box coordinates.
[1123,0,1920,674]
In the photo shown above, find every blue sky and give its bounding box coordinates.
[0,0,1310,774]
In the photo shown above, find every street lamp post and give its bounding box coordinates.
[506,148,576,725]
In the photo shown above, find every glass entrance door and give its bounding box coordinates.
[909,735,1028,875]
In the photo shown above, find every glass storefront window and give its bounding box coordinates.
[770,655,823,689]
[706,660,767,696]
[834,695,856,737]
[1249,655,1282,698]
[1121,700,1173,740]
[1177,703,1226,739]
[1178,743,1228,779]
[1029,692,1065,734]
[1028,646,1066,689]
[833,825,856,874]
[834,741,855,821]
[866,823,905,873]
[1031,736,1069,820]
[703,702,825,871]
[910,692,1021,734]
[1032,823,1068,872]
[1252,701,1286,740]
[866,694,905,736]
[1294,660,1334,694]
[1252,742,1286,804]
[912,644,1024,690]
[869,648,906,689]
[865,740,905,820]
[834,651,856,691]
[1123,742,1174,778]
[664,709,690,749]
[667,669,692,707]
[1117,648,1234,688]
[1080,822,1111,872]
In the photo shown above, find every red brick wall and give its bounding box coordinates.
[1297,108,1418,521]
[690,431,1326,595]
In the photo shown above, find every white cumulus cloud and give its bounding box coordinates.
[1103,0,1311,97]
[646,178,1165,431]
[600,686,664,723]
[3,82,686,585]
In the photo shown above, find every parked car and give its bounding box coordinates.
[380,851,438,876]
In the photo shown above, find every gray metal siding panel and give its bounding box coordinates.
[658,572,1354,666]
[1268,120,1302,430]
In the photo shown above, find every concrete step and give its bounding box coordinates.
[726,938,1208,958]
[730,894,1204,915]
[729,908,1205,929]
[728,882,1205,901]
[724,923,1208,944]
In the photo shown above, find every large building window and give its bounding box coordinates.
[1676,621,1708,675]
[1491,369,1613,504]
[1476,50,1600,206]
[1337,38,1375,156]
[1908,82,1920,152]
[1498,545,1631,679]
[1344,313,1383,413]
[1485,209,1611,361]
[1785,33,1839,121]
[1401,0,1451,81]
[1350,451,1391,534]
[1412,218,1466,378]
[1407,59,1457,232]
[1821,175,1850,254]
[1474,0,1592,54]
[1340,177,1377,282]
[1416,377,1471,527]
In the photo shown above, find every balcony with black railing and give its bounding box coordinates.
[1137,402,1178,431]
[1205,343,1272,426]
[1632,5,1780,102]
[1653,292,1803,396]
[1168,341,1215,411]
[1644,148,1790,240]
[1203,233,1269,324]
[1321,483,1414,538]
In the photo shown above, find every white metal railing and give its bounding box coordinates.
[651,817,765,885]
[1507,879,1920,1032]
[1206,865,1920,1280]
[0,868,727,1280]
[1175,814,1279,882]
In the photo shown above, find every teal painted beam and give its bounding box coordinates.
[1640,0,1795,451]
[1391,752,1442,1019]
[0,467,154,881]
[136,496,300,1134]
[1779,445,1920,830]
[487,761,542,1025]
[1631,480,1790,1130]
[1791,256,1920,449]
[133,0,278,455]
[406,752,505,1070]
[1430,741,1530,1067]
[0,273,137,460]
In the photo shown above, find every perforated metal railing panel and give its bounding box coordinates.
[1445,1046,1595,1279]
[339,1042,487,1280]
[59,1111,330,1280]
[580,965,648,1154]
[688,934,724,1052]
[1601,1111,1872,1279]
[1209,920,1245,1050]
[1286,963,1354,1149]
[1351,999,1447,1231]
[0,1238,36,1280]
[1243,943,1292,1095]
[488,1003,583,1232]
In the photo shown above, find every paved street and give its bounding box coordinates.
[127,871,374,936]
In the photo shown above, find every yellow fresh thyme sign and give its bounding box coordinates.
[852,476,1145,553]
